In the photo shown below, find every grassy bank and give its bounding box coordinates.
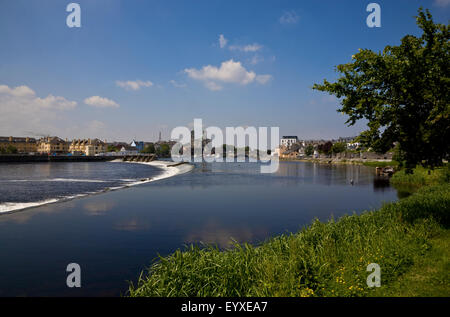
[362,160,399,168]
[391,165,450,187]
[129,170,449,297]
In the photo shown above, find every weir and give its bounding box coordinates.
[121,154,156,162]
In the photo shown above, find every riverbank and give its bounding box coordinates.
[281,157,398,167]
[129,166,449,297]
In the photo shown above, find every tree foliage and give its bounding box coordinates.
[141,143,155,154]
[1,145,18,154]
[318,141,333,155]
[332,142,347,154]
[107,145,119,152]
[305,145,314,156]
[313,8,449,169]
[157,144,170,157]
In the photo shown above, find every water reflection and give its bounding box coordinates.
[184,221,269,248]
[83,201,117,216]
[0,201,76,224]
[114,217,151,231]
[275,162,368,186]
[373,177,391,192]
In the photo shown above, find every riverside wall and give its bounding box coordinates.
[0,155,118,163]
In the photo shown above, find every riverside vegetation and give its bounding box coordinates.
[128,166,449,297]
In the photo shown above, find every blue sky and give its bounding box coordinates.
[0,0,449,142]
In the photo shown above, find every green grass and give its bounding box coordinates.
[362,160,399,168]
[391,165,450,187]
[128,180,450,297]
[370,230,450,297]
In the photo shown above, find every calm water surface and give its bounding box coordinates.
[0,161,398,296]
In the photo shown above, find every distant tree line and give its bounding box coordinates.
[141,143,170,157]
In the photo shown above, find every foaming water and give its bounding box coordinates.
[0,199,60,213]
[0,161,193,213]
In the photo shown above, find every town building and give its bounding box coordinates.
[347,142,361,150]
[118,145,139,156]
[69,139,107,156]
[37,137,69,154]
[338,136,356,143]
[131,140,145,152]
[0,136,37,153]
[280,136,298,148]
[280,148,300,159]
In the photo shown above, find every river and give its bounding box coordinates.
[0,160,398,296]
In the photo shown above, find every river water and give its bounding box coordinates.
[0,161,398,296]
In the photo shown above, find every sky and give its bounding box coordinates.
[0,0,449,142]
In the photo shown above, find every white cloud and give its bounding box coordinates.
[116,80,153,91]
[0,84,77,136]
[204,81,223,91]
[0,84,76,111]
[219,34,228,48]
[84,96,120,108]
[249,55,264,65]
[169,80,187,88]
[229,43,263,52]
[0,85,34,97]
[434,0,450,6]
[184,59,271,91]
[185,59,255,85]
[255,74,273,84]
[279,10,299,24]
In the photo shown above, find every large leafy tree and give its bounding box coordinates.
[318,141,333,155]
[313,8,449,169]
[332,142,347,154]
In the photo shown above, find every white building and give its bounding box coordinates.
[118,145,139,156]
[280,136,298,148]
[347,142,361,150]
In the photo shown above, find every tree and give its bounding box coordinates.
[157,144,170,157]
[318,141,333,155]
[313,8,449,170]
[6,145,18,154]
[332,142,347,154]
[107,145,118,152]
[141,143,155,154]
[305,145,314,156]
